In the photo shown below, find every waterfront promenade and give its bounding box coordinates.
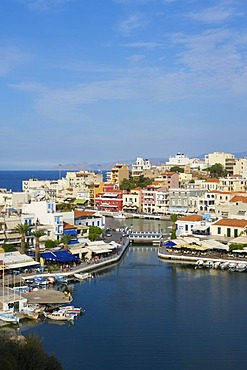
[158,245,247,267]
[22,236,130,281]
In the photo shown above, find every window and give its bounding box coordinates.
[217,227,221,235]
[227,228,231,237]
[234,229,238,238]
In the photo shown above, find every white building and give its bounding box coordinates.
[22,201,63,241]
[132,157,152,177]
[166,153,190,166]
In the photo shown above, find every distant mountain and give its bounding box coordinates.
[56,152,247,172]
[55,157,169,171]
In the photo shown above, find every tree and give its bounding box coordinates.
[2,243,16,252]
[44,239,58,249]
[207,163,227,178]
[32,230,45,262]
[14,223,33,254]
[120,175,152,191]
[170,166,184,173]
[0,332,62,370]
[59,234,73,251]
[170,214,178,240]
[89,226,103,241]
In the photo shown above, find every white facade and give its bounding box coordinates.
[22,201,63,240]
[166,153,190,166]
[132,157,151,177]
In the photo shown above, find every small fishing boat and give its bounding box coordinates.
[213,261,221,269]
[205,261,214,268]
[54,275,68,284]
[228,262,237,271]
[59,306,84,316]
[0,311,19,324]
[195,260,204,268]
[19,309,39,320]
[44,311,74,322]
[113,212,126,219]
[74,272,93,280]
[220,262,229,270]
[236,263,247,272]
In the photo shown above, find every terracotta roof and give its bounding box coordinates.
[63,222,76,229]
[230,196,247,203]
[161,172,176,175]
[205,178,220,183]
[177,215,203,222]
[213,218,247,227]
[74,210,95,218]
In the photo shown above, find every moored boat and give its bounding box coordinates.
[205,260,214,268]
[236,263,247,272]
[0,311,19,324]
[228,262,237,271]
[74,272,93,280]
[195,260,204,268]
[220,262,229,270]
[59,305,84,315]
[113,212,126,219]
[44,311,74,321]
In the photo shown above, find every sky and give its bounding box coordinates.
[0,0,247,169]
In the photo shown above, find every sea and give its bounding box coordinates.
[2,172,247,369]
[0,170,68,192]
[0,170,107,192]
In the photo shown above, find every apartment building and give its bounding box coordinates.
[122,189,141,213]
[132,157,152,177]
[169,188,206,213]
[106,164,129,186]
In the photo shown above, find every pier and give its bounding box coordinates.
[128,231,169,245]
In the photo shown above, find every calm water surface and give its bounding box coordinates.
[21,247,247,370]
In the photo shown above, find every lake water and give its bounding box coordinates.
[21,245,247,370]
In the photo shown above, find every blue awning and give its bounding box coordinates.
[40,250,79,262]
[164,241,176,247]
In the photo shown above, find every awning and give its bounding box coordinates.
[6,261,40,269]
[164,241,176,247]
[86,246,111,253]
[40,250,79,262]
[192,225,210,231]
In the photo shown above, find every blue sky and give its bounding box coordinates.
[0,0,247,169]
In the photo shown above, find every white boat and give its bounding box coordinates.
[220,262,229,270]
[44,311,75,322]
[59,306,84,315]
[0,311,19,324]
[113,212,126,219]
[195,260,204,268]
[205,261,214,268]
[236,263,247,272]
[228,262,237,271]
[19,309,39,320]
[74,272,93,280]
[213,261,221,269]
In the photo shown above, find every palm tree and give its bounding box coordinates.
[170,213,178,240]
[32,230,45,262]
[59,234,73,251]
[14,223,33,254]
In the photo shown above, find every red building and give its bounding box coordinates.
[95,188,123,212]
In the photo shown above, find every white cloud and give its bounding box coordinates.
[20,0,73,11]
[127,54,146,64]
[0,46,30,76]
[187,5,243,23]
[119,13,147,36]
